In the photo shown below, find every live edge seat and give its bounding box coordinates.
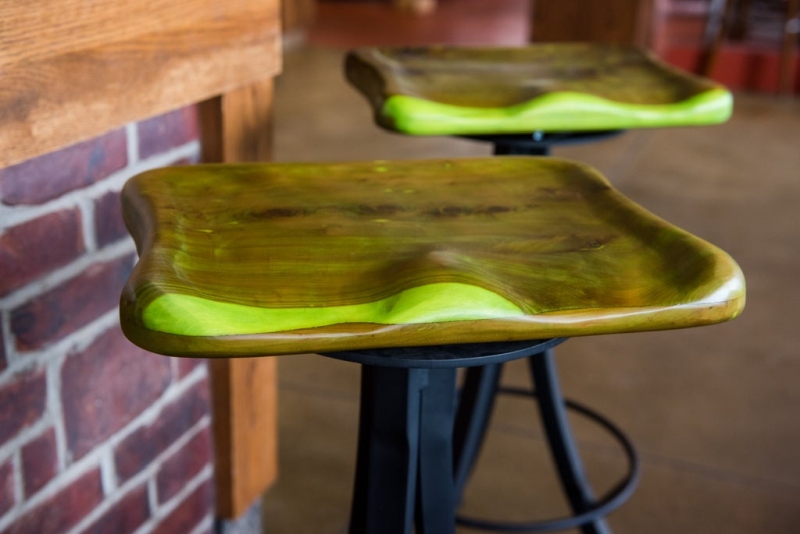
[345,43,733,155]
[119,158,744,534]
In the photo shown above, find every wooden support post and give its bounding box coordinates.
[530,0,654,46]
[198,78,279,519]
[282,0,318,34]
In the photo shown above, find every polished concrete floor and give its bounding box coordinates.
[260,7,800,532]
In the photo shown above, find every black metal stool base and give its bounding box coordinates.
[461,130,625,157]
[454,349,640,534]
[323,339,638,534]
[324,339,564,534]
[349,366,458,534]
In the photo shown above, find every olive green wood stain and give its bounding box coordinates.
[346,44,732,135]
[120,158,744,356]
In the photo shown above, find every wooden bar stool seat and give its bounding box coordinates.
[119,158,745,533]
[345,43,733,155]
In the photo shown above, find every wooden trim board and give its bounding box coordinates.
[0,0,281,167]
[530,0,655,46]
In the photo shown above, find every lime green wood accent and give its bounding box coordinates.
[345,44,734,135]
[144,283,525,336]
[119,158,745,357]
[380,89,732,136]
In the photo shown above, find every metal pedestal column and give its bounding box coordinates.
[326,339,605,533]
[349,365,458,534]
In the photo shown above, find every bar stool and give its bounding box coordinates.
[119,158,744,534]
[345,43,733,156]
[344,44,736,531]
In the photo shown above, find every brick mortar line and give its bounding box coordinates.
[0,334,207,465]
[146,478,159,530]
[77,195,98,254]
[0,369,210,532]
[66,419,213,534]
[0,307,119,387]
[0,303,123,380]
[0,237,136,312]
[0,314,123,521]
[0,408,55,465]
[46,352,69,474]
[126,123,140,167]
[189,515,215,534]
[73,418,213,534]
[135,139,201,175]
[0,310,12,369]
[0,317,208,476]
[109,362,209,436]
[10,451,23,517]
[134,465,214,534]
[99,448,117,495]
[0,426,96,530]
[0,140,200,232]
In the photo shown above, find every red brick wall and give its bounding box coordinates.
[0,107,214,534]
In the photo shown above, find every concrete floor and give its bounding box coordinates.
[260,20,800,534]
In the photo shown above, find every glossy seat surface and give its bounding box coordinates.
[345,44,733,135]
[120,158,744,357]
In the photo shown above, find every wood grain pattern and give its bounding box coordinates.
[530,0,654,46]
[0,2,280,167]
[281,0,317,34]
[119,158,746,357]
[345,44,732,135]
[209,355,277,518]
[0,0,273,67]
[199,81,275,164]
[349,45,721,107]
[198,79,278,519]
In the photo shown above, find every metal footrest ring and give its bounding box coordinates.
[456,387,640,533]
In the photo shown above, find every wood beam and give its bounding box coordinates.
[0,0,280,168]
[531,0,654,46]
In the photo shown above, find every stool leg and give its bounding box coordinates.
[415,368,458,534]
[529,349,611,534]
[349,366,422,534]
[349,366,457,534]
[453,363,503,498]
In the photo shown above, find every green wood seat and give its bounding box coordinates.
[119,157,744,358]
[345,44,733,136]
